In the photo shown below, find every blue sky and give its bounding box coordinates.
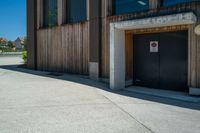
[0,0,26,41]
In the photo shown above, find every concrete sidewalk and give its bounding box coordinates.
[0,56,200,133]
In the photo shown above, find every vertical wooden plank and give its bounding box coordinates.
[66,25,70,72]
[188,25,191,87]
[40,30,43,70]
[197,32,200,87]
[125,33,133,81]
[37,31,40,70]
[44,29,48,71]
[61,26,65,72]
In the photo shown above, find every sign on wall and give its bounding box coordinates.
[150,41,159,53]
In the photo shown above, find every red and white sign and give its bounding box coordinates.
[150,41,159,53]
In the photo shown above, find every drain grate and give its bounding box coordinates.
[46,72,64,77]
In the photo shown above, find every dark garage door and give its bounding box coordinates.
[133,31,188,92]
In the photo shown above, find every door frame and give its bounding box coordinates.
[109,12,197,90]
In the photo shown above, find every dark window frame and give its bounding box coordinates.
[112,0,150,15]
[43,0,58,27]
[66,0,87,24]
[161,0,197,7]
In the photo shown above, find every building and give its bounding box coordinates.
[27,0,200,94]
[14,37,25,51]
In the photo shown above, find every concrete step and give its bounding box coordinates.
[125,86,200,103]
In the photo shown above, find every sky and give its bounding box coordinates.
[0,0,26,41]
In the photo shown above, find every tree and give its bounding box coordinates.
[0,38,7,52]
[23,37,27,51]
[7,41,14,49]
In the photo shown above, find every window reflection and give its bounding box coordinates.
[113,0,149,15]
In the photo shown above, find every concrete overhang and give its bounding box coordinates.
[111,12,197,30]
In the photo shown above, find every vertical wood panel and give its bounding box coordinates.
[125,33,133,81]
[196,28,200,87]
[37,22,89,75]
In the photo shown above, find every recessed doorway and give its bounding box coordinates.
[133,30,188,92]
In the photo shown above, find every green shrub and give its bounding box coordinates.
[22,51,27,63]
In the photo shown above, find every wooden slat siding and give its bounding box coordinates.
[197,34,200,87]
[125,33,133,80]
[74,24,78,72]
[36,31,40,69]
[57,27,62,72]
[85,22,90,74]
[101,18,110,79]
[100,18,106,78]
[37,0,43,29]
[37,22,89,75]
[100,0,108,78]
[61,26,66,72]
[49,28,54,71]
[101,0,112,78]
[47,28,51,71]
[196,2,200,88]
[100,1,200,82]
[54,27,59,71]
[102,0,111,78]
[43,29,47,71]
[188,25,191,87]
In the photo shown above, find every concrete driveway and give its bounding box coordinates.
[0,56,200,133]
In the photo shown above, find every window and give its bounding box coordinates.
[67,0,87,23]
[162,0,196,6]
[113,0,149,15]
[44,0,57,27]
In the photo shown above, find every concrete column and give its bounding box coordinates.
[189,24,200,95]
[110,26,125,90]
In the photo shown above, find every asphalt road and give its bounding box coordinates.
[0,56,200,133]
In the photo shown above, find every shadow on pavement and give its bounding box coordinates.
[1,64,200,111]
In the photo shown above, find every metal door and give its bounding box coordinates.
[159,31,188,91]
[133,33,160,88]
[133,31,188,91]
